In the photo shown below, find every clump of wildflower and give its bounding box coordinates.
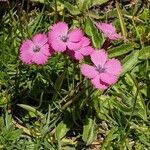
[96,23,121,40]
[48,22,83,52]
[80,50,122,90]
[20,33,52,65]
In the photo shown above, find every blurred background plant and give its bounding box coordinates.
[0,0,150,149]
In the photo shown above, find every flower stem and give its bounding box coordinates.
[54,0,58,22]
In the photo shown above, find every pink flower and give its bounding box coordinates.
[20,33,52,65]
[96,23,121,40]
[80,50,122,90]
[66,37,94,60]
[48,22,83,52]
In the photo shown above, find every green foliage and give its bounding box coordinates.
[0,0,150,149]
[55,121,70,141]
[84,17,104,48]
[139,46,150,60]
[108,43,134,58]
[122,51,140,75]
[82,117,96,145]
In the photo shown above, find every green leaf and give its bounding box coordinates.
[55,121,70,140]
[5,109,12,130]
[115,2,127,39]
[64,2,81,15]
[30,9,44,34]
[88,11,104,19]
[82,118,96,145]
[17,104,44,118]
[29,0,44,3]
[7,129,22,141]
[121,50,139,76]
[101,127,119,149]
[76,0,91,12]
[139,8,150,21]
[112,99,133,115]
[0,93,7,105]
[139,46,150,60]
[52,69,66,101]
[124,74,147,120]
[91,0,109,7]
[108,43,134,58]
[84,18,104,48]
[77,0,109,11]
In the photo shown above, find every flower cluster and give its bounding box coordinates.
[48,22,94,60]
[19,21,122,90]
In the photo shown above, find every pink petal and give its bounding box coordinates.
[104,32,121,40]
[20,40,34,53]
[81,37,90,47]
[67,41,82,50]
[48,30,56,42]
[91,76,108,90]
[90,50,107,67]
[48,22,68,48]
[80,64,98,79]
[105,58,122,76]
[51,39,67,52]
[20,50,33,64]
[32,52,49,65]
[19,40,35,64]
[32,33,48,47]
[79,46,94,56]
[68,29,83,42]
[50,22,68,37]
[96,23,116,34]
[100,73,117,85]
[40,44,51,56]
[109,33,122,40]
[96,22,121,40]
[73,51,83,60]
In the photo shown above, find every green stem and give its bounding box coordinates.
[115,1,127,40]
[132,18,144,48]
[61,85,90,110]
[54,0,58,22]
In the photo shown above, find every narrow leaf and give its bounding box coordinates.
[121,50,139,76]
[65,2,81,15]
[55,121,70,140]
[52,69,66,101]
[29,0,44,3]
[77,0,91,11]
[82,118,96,145]
[108,43,134,58]
[17,104,44,118]
[139,46,150,60]
[84,18,104,48]
[91,0,109,7]
[115,1,127,39]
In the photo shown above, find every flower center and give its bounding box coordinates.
[61,36,68,42]
[96,65,105,73]
[33,46,40,53]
